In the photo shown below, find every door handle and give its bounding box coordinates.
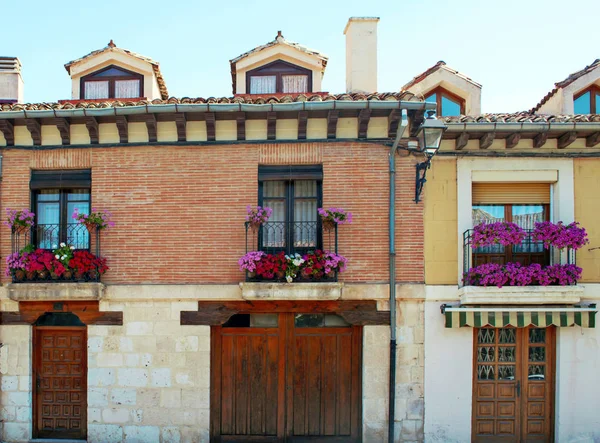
[36,374,41,390]
[516,380,521,397]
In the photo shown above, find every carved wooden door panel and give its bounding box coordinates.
[472,327,554,443]
[33,326,87,439]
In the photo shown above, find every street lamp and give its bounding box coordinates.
[414,111,447,203]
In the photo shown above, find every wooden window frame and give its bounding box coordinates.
[424,86,465,116]
[80,64,144,100]
[573,84,600,114]
[246,60,312,94]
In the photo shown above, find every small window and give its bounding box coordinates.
[247,60,312,94]
[424,86,464,116]
[81,65,143,100]
[573,85,600,114]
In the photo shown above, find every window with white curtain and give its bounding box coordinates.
[250,76,277,94]
[84,81,109,99]
[282,75,308,93]
[115,80,141,99]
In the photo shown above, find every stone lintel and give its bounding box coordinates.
[240,282,344,300]
[458,285,584,305]
[7,283,105,302]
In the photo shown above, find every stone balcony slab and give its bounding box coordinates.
[458,285,583,305]
[6,283,105,302]
[240,282,343,300]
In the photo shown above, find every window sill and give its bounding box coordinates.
[240,282,343,301]
[458,285,583,305]
[6,282,105,302]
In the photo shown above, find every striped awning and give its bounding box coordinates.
[442,305,597,328]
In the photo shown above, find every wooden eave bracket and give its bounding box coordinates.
[26,119,42,146]
[479,132,495,149]
[455,132,469,150]
[205,112,216,142]
[387,109,400,138]
[557,131,577,149]
[358,109,371,139]
[297,111,308,140]
[586,131,600,147]
[505,133,521,149]
[236,112,245,141]
[54,118,70,145]
[174,113,187,142]
[0,119,15,146]
[115,115,128,144]
[533,132,548,148]
[327,110,339,139]
[143,114,157,142]
[85,117,99,144]
[267,111,277,140]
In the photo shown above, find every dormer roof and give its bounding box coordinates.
[402,60,481,91]
[531,59,600,113]
[229,32,329,94]
[64,40,169,100]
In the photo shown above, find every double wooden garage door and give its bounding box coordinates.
[210,313,362,442]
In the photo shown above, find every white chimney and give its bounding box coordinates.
[0,57,24,103]
[344,17,379,94]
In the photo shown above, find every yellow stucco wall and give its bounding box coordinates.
[574,159,600,282]
[424,157,458,285]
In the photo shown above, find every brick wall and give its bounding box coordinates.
[0,142,424,284]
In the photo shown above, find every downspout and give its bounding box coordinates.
[388,110,409,442]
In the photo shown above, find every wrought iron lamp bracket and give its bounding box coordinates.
[414,157,432,204]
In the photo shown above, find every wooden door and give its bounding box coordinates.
[33,326,87,440]
[211,313,362,443]
[472,327,555,443]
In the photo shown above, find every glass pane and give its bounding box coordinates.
[424,93,436,105]
[263,181,287,249]
[574,91,591,114]
[529,365,545,380]
[93,67,135,77]
[68,189,90,201]
[498,365,516,380]
[250,76,276,94]
[324,314,350,327]
[472,205,505,225]
[282,75,308,93]
[596,93,600,114]
[37,202,60,249]
[294,180,317,198]
[499,329,516,344]
[529,328,546,344]
[84,81,109,99]
[67,201,90,249]
[477,346,495,362]
[529,347,545,362]
[249,314,278,327]
[477,365,494,380]
[512,205,544,230]
[115,79,141,99]
[441,95,461,116]
[37,189,60,201]
[295,314,324,328]
[478,329,495,344]
[264,181,286,198]
[498,347,516,362]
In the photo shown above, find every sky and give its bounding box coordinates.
[2,0,599,114]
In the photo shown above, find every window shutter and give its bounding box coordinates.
[258,165,323,181]
[30,170,91,190]
[472,183,550,204]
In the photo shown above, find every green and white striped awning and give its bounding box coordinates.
[442,305,597,328]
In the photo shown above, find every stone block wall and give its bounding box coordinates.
[87,299,210,443]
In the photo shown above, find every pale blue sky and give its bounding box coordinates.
[3,0,599,113]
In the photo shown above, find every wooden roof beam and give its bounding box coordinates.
[26,119,42,146]
[533,132,547,148]
[205,112,215,142]
[236,112,245,141]
[0,120,14,146]
[505,133,521,149]
[297,111,308,140]
[85,117,99,144]
[557,131,577,149]
[54,118,70,145]
[327,110,339,139]
[455,132,469,150]
[174,113,186,142]
[586,132,600,147]
[479,132,495,149]
[358,109,371,139]
[143,114,157,142]
[115,115,128,144]
[387,109,400,138]
[267,111,277,141]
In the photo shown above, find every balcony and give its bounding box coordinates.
[461,228,583,305]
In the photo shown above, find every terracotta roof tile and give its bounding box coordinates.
[442,112,600,124]
[64,41,169,100]
[530,59,600,113]
[402,60,481,91]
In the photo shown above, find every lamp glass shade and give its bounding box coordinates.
[417,116,447,157]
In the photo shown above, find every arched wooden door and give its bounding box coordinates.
[32,312,87,440]
[210,312,362,442]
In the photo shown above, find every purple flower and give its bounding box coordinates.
[532,221,589,250]
[246,206,273,225]
[471,222,526,248]
[318,208,353,225]
[238,251,265,272]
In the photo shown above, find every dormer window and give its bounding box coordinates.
[246,60,312,94]
[424,86,465,117]
[574,85,600,114]
[80,65,143,100]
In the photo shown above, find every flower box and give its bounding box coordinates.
[458,285,583,305]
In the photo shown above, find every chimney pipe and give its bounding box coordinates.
[344,17,379,94]
[0,57,24,104]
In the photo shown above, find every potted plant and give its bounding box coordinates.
[246,205,273,230]
[318,207,353,231]
[532,221,589,250]
[471,221,526,248]
[72,207,114,231]
[238,251,265,278]
[4,208,35,232]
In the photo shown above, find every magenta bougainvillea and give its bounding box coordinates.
[463,262,582,288]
